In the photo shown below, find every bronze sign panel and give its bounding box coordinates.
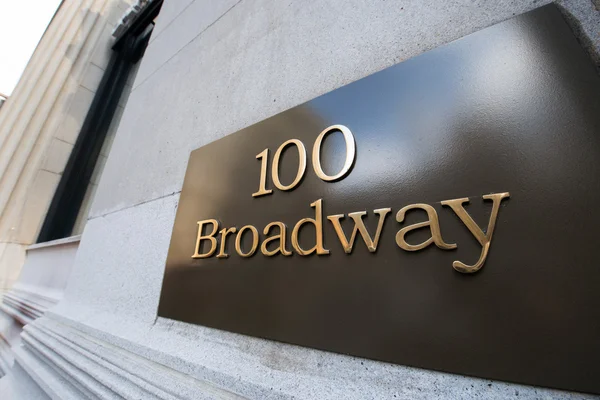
[159,5,600,394]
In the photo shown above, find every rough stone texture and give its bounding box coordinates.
[39,0,600,399]
[89,0,600,219]
[134,0,241,87]
[46,193,599,399]
[558,0,600,67]
[0,237,80,380]
[0,363,50,400]
[11,237,80,309]
[59,193,177,323]
[149,0,194,40]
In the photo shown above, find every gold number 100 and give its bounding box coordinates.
[252,125,356,198]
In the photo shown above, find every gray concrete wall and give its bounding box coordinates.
[26,0,600,398]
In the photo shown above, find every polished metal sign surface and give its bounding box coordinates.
[159,5,600,393]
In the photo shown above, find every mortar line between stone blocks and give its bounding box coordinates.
[79,85,95,95]
[88,61,107,72]
[53,137,74,146]
[40,168,61,175]
[90,190,181,221]
[0,239,31,246]
[132,0,244,93]
[148,0,197,45]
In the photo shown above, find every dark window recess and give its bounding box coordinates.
[38,0,163,242]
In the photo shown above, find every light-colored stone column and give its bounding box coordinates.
[0,0,134,394]
[0,0,132,290]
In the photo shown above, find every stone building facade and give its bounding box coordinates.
[0,0,599,398]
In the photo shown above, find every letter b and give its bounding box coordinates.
[192,219,219,258]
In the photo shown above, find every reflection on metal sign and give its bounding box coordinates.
[159,5,600,394]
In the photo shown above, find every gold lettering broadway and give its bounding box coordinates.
[191,125,510,274]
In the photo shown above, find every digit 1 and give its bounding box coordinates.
[252,148,273,197]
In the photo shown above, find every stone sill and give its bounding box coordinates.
[27,235,81,252]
